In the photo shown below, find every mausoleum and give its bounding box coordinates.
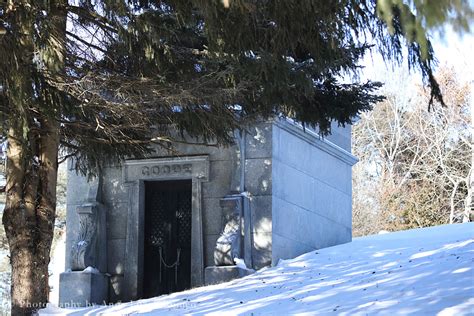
[59,118,357,306]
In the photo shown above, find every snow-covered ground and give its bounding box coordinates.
[41,223,474,315]
[49,231,66,306]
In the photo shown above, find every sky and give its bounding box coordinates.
[360,27,474,88]
[432,30,474,82]
[358,26,473,136]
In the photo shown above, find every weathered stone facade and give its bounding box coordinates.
[59,118,356,305]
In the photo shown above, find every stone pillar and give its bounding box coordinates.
[59,176,108,307]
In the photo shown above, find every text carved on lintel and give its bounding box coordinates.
[141,163,193,176]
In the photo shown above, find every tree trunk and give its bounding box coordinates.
[3,120,60,315]
[465,172,473,223]
[465,96,474,223]
[1,1,65,314]
[449,182,459,224]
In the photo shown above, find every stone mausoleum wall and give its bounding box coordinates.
[65,124,274,302]
[63,119,356,303]
[271,119,356,263]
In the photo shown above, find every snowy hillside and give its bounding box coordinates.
[41,223,474,315]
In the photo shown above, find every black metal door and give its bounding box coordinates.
[143,180,192,298]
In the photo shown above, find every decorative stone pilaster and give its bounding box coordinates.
[205,193,254,285]
[70,202,107,272]
[69,176,107,272]
[214,195,243,266]
[59,175,108,307]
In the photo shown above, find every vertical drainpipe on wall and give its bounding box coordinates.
[239,130,246,193]
[238,129,254,268]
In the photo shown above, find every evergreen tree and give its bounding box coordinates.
[0,0,471,314]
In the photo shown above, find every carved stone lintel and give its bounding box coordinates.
[123,156,209,182]
[214,195,243,266]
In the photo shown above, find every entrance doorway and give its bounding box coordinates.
[143,180,192,298]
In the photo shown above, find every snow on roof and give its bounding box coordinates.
[40,223,474,315]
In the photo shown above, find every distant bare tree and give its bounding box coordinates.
[353,66,471,235]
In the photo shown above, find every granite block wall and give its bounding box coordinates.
[244,123,273,269]
[271,120,356,264]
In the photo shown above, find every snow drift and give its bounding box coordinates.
[40,223,474,315]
